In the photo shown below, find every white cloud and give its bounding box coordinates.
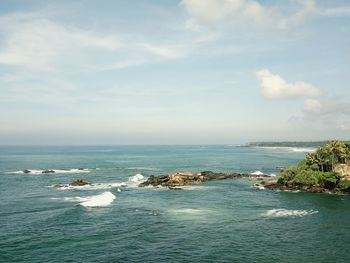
[319,6,350,17]
[303,97,350,116]
[180,0,269,27]
[180,0,316,30]
[256,69,320,99]
[292,0,316,24]
[139,43,187,59]
[302,97,350,131]
[0,12,198,71]
[303,99,321,113]
[0,13,123,70]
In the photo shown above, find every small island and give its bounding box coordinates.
[263,140,350,194]
[138,171,270,188]
[138,140,350,194]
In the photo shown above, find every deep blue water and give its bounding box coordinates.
[0,145,349,263]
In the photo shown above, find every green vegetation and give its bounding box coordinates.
[278,140,350,192]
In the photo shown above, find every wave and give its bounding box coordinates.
[262,209,318,218]
[50,182,127,190]
[126,173,145,186]
[170,208,212,215]
[250,171,264,175]
[64,192,116,207]
[50,173,145,191]
[8,168,90,174]
[258,146,316,153]
[288,147,316,153]
[126,167,159,171]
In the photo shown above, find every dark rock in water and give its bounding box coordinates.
[70,179,90,186]
[23,169,31,174]
[139,171,263,187]
[53,179,91,188]
[168,186,183,190]
[78,168,85,170]
[42,170,55,174]
[263,181,350,194]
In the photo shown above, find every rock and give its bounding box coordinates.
[23,169,31,174]
[168,186,183,190]
[139,171,258,187]
[70,179,91,186]
[42,170,55,174]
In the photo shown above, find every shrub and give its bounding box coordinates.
[317,172,340,189]
[292,170,318,186]
[338,179,350,190]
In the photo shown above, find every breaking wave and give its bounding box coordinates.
[64,192,116,207]
[262,209,318,218]
[50,182,127,190]
[250,171,264,175]
[126,173,145,187]
[8,168,90,174]
[259,147,316,153]
[49,173,145,190]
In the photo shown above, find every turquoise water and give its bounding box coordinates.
[0,146,349,263]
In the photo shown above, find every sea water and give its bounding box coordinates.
[0,145,349,262]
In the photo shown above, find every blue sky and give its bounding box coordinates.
[0,0,349,145]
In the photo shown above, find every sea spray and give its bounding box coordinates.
[64,192,116,207]
[262,209,318,218]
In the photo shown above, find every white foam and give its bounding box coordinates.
[126,167,158,171]
[64,192,116,207]
[129,173,144,182]
[126,173,146,187]
[8,168,90,174]
[50,182,126,191]
[170,208,212,215]
[254,184,265,190]
[268,173,277,177]
[251,171,264,175]
[263,209,318,218]
[289,147,316,153]
[258,146,316,153]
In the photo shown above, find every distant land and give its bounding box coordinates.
[246,141,333,148]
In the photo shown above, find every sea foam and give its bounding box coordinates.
[251,171,264,175]
[64,192,116,207]
[263,209,318,218]
[8,168,90,174]
[126,173,145,186]
[51,182,126,191]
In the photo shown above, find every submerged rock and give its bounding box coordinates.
[42,170,55,174]
[23,169,31,174]
[70,179,91,186]
[139,171,267,187]
[53,179,91,188]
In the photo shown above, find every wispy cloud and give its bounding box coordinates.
[302,96,350,131]
[318,6,350,17]
[0,12,201,72]
[180,0,316,30]
[256,69,320,99]
[0,13,123,70]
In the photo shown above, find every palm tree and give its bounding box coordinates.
[326,140,347,168]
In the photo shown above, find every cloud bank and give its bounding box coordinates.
[256,69,320,99]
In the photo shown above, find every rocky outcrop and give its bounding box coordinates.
[334,163,350,180]
[262,181,350,194]
[42,170,55,174]
[70,179,91,186]
[138,171,269,187]
[53,179,91,188]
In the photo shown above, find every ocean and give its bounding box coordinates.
[0,145,349,263]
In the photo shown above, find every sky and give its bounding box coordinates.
[0,0,349,145]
